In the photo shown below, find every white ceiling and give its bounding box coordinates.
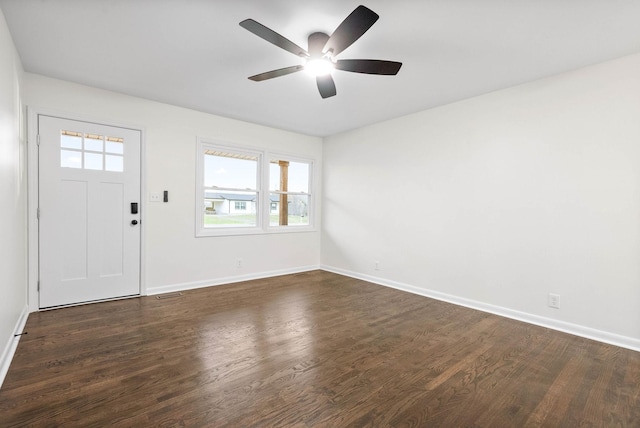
[2,0,640,137]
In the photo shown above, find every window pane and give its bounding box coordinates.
[203,190,258,228]
[204,152,257,190]
[105,155,123,172]
[270,162,280,191]
[84,135,104,152]
[84,152,103,170]
[61,150,82,168]
[269,193,309,226]
[106,138,124,154]
[61,132,82,150]
[270,159,309,192]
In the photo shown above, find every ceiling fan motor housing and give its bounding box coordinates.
[308,32,330,58]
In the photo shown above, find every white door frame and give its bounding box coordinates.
[27,107,147,312]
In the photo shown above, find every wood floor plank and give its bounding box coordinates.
[1,270,639,427]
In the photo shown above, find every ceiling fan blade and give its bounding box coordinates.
[248,65,304,81]
[240,19,309,57]
[316,75,337,98]
[323,5,379,56]
[335,59,402,75]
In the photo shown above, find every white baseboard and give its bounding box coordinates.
[321,265,640,353]
[0,304,29,389]
[146,265,321,296]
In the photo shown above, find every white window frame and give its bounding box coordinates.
[196,139,315,237]
[196,140,262,236]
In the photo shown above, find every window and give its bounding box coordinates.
[196,140,314,236]
[269,158,310,227]
[200,147,259,230]
[60,130,124,172]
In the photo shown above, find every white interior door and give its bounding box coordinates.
[38,115,141,308]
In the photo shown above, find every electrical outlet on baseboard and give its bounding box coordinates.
[548,293,560,309]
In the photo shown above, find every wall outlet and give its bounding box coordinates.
[149,192,162,202]
[374,260,380,271]
[236,258,243,269]
[548,293,560,309]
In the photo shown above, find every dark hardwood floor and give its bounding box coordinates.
[1,270,639,427]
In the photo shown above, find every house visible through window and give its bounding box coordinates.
[201,148,259,229]
[196,140,314,236]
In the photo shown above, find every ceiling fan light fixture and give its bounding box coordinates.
[240,6,401,98]
[304,58,335,77]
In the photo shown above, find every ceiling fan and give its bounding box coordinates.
[239,5,402,99]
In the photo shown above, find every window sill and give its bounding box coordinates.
[196,225,317,238]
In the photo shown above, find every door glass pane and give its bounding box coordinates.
[61,132,82,150]
[59,131,125,171]
[105,155,124,172]
[84,152,103,170]
[106,138,124,154]
[84,134,104,152]
[61,150,82,168]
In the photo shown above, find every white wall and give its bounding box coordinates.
[322,53,640,349]
[24,74,323,296]
[0,8,27,383]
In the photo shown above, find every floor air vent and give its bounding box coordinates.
[155,292,183,300]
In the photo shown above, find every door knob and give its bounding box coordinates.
[131,219,138,225]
